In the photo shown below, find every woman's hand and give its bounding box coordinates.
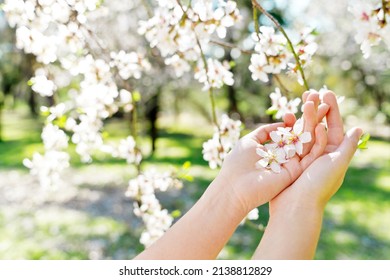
[252,91,362,260]
[212,100,327,216]
[270,91,362,215]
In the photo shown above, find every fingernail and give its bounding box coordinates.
[346,127,363,141]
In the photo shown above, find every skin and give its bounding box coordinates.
[135,91,362,260]
[253,91,362,259]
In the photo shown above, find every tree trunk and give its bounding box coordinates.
[28,88,38,117]
[227,83,239,114]
[224,37,241,118]
[0,97,4,142]
[146,87,161,154]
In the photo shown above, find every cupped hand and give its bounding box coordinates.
[269,91,363,215]
[214,101,327,215]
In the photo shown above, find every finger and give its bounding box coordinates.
[317,103,330,123]
[306,92,320,109]
[301,101,317,157]
[323,91,344,147]
[302,91,310,103]
[282,155,303,183]
[250,122,285,143]
[333,127,363,167]
[300,123,327,170]
[283,112,296,127]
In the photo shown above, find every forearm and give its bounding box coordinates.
[134,177,246,259]
[252,204,324,260]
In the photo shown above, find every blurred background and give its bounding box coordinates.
[0,0,389,259]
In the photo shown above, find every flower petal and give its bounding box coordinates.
[256,147,268,157]
[295,141,303,155]
[275,148,287,163]
[270,131,281,143]
[293,118,304,134]
[256,158,269,168]
[299,132,312,143]
[270,161,281,173]
[265,143,277,150]
[284,144,296,158]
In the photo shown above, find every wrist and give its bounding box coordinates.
[202,175,248,222]
[270,198,325,221]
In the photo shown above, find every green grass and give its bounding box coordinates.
[0,110,389,259]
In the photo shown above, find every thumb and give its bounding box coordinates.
[335,127,363,166]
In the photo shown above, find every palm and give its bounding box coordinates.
[218,122,322,213]
[270,91,347,213]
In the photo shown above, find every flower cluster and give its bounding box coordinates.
[349,0,390,58]
[256,118,311,173]
[194,58,234,90]
[202,114,242,169]
[103,136,142,165]
[110,51,151,80]
[3,0,149,165]
[267,87,301,119]
[29,68,57,97]
[23,124,70,189]
[249,26,317,85]
[3,0,99,64]
[138,0,240,89]
[125,170,183,247]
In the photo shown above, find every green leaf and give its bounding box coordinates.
[266,108,277,116]
[182,174,193,182]
[182,161,191,170]
[27,80,33,86]
[53,115,67,128]
[229,61,236,69]
[132,91,141,102]
[171,210,182,219]
[358,133,370,150]
[40,110,50,117]
[310,28,319,36]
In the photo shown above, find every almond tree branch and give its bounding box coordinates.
[251,0,310,90]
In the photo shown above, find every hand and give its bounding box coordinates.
[213,101,327,216]
[270,91,363,215]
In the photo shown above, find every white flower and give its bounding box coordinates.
[194,58,234,90]
[165,55,191,77]
[202,135,223,170]
[266,130,296,158]
[256,146,288,174]
[202,114,241,169]
[254,26,287,56]
[126,170,183,248]
[23,151,70,189]
[23,123,70,189]
[139,0,240,89]
[30,69,57,97]
[110,51,151,80]
[348,1,388,58]
[284,118,312,155]
[240,208,259,225]
[41,123,69,150]
[249,53,269,82]
[267,88,301,119]
[110,136,142,165]
[247,208,259,221]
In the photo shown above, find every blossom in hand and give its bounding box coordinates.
[255,118,311,173]
[256,146,288,174]
[284,118,312,155]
